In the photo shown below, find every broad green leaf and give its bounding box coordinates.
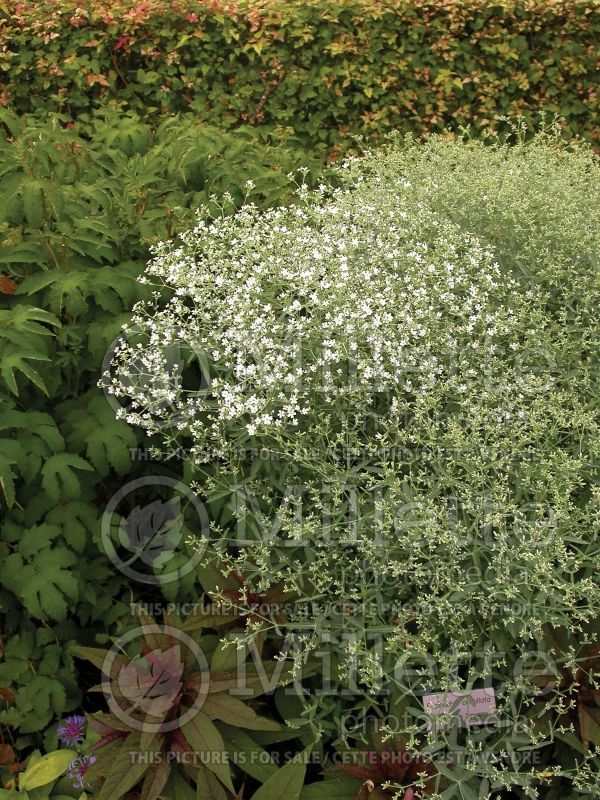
[162,770,196,800]
[579,704,600,751]
[70,645,128,674]
[218,724,278,783]
[19,749,77,790]
[139,757,170,800]
[210,639,242,673]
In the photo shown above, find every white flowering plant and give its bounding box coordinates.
[106,122,600,798]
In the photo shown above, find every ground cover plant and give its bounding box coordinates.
[106,123,600,798]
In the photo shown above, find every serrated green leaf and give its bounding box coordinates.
[19,524,61,557]
[13,675,67,733]
[0,548,79,621]
[15,273,61,296]
[21,180,45,228]
[41,453,94,501]
[0,345,50,396]
[45,501,98,553]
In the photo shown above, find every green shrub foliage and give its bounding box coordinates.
[0,0,598,149]
[0,109,321,755]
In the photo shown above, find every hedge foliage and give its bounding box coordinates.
[1,0,599,152]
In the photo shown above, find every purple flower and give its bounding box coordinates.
[67,755,97,789]
[57,715,86,746]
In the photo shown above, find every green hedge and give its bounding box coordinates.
[1,0,599,152]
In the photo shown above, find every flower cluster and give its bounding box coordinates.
[57,715,96,790]
[107,178,533,456]
[108,129,600,796]
[57,714,87,747]
[67,755,97,789]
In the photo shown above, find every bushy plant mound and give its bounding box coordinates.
[109,126,600,795]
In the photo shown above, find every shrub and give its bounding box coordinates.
[109,123,600,796]
[0,109,320,753]
[0,0,599,150]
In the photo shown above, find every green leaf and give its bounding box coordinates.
[21,180,45,228]
[250,761,306,800]
[195,763,229,800]
[580,705,600,751]
[0,345,50,396]
[163,770,196,800]
[300,779,361,799]
[0,409,64,453]
[1,548,79,621]
[14,272,62,296]
[218,724,278,783]
[87,419,137,474]
[19,750,77,790]
[41,453,94,501]
[8,675,67,733]
[202,693,280,731]
[1,305,60,333]
[180,711,234,793]
[19,524,61,557]
[210,639,242,673]
[139,756,170,800]
[70,644,114,671]
[45,501,98,553]
[96,732,150,800]
[195,552,240,595]
[0,440,23,507]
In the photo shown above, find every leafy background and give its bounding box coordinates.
[0,109,322,771]
[0,0,599,797]
[0,0,599,154]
